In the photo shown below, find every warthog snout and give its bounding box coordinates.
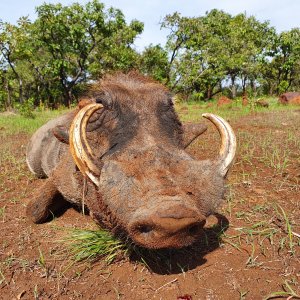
[128,203,206,249]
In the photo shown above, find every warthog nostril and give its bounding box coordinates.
[129,205,207,248]
[188,223,203,235]
[188,224,199,235]
[136,224,153,234]
[188,219,206,235]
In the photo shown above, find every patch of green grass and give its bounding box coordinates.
[274,204,297,254]
[0,268,8,286]
[287,129,300,148]
[223,202,298,260]
[258,133,291,174]
[60,227,175,269]
[237,131,256,165]
[33,284,39,300]
[264,280,300,300]
[60,226,222,272]
[61,228,129,264]
[2,256,31,271]
[38,247,46,269]
[0,146,33,189]
[176,98,298,123]
[0,109,69,134]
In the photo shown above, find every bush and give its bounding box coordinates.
[189,92,204,102]
[15,98,36,119]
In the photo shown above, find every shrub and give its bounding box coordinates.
[15,98,35,119]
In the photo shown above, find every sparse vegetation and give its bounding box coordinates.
[264,280,300,300]
[0,102,299,299]
[61,228,128,264]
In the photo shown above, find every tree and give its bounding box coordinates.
[34,0,143,105]
[161,11,229,99]
[224,13,274,97]
[0,17,33,105]
[161,10,276,100]
[0,1,143,109]
[88,9,143,77]
[263,28,300,94]
[138,44,169,82]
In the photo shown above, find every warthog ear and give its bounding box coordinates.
[183,123,207,148]
[53,126,69,144]
[52,98,95,144]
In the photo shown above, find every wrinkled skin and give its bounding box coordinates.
[26,72,231,249]
[98,147,224,248]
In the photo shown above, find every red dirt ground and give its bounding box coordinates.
[0,109,299,299]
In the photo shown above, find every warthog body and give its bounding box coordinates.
[26,72,236,249]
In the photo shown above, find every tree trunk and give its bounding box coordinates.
[6,55,23,104]
[250,79,257,97]
[35,85,41,107]
[242,76,247,94]
[206,86,212,100]
[269,84,274,96]
[19,78,23,104]
[230,75,236,99]
[67,90,72,107]
[5,81,12,110]
[62,87,72,107]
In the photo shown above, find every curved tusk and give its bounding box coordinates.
[202,113,236,177]
[69,103,103,186]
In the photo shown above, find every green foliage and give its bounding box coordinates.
[61,228,127,264]
[263,28,300,94]
[0,109,68,134]
[0,1,143,108]
[189,92,204,102]
[34,1,143,105]
[15,97,35,118]
[161,10,277,100]
[138,44,169,83]
[1,5,300,106]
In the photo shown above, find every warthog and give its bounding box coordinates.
[26,72,236,249]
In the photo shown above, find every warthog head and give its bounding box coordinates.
[69,73,236,249]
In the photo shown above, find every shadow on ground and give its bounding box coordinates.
[42,199,229,275]
[128,213,229,275]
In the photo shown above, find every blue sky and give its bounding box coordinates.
[1,0,300,50]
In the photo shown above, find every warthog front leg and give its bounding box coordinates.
[26,177,65,223]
